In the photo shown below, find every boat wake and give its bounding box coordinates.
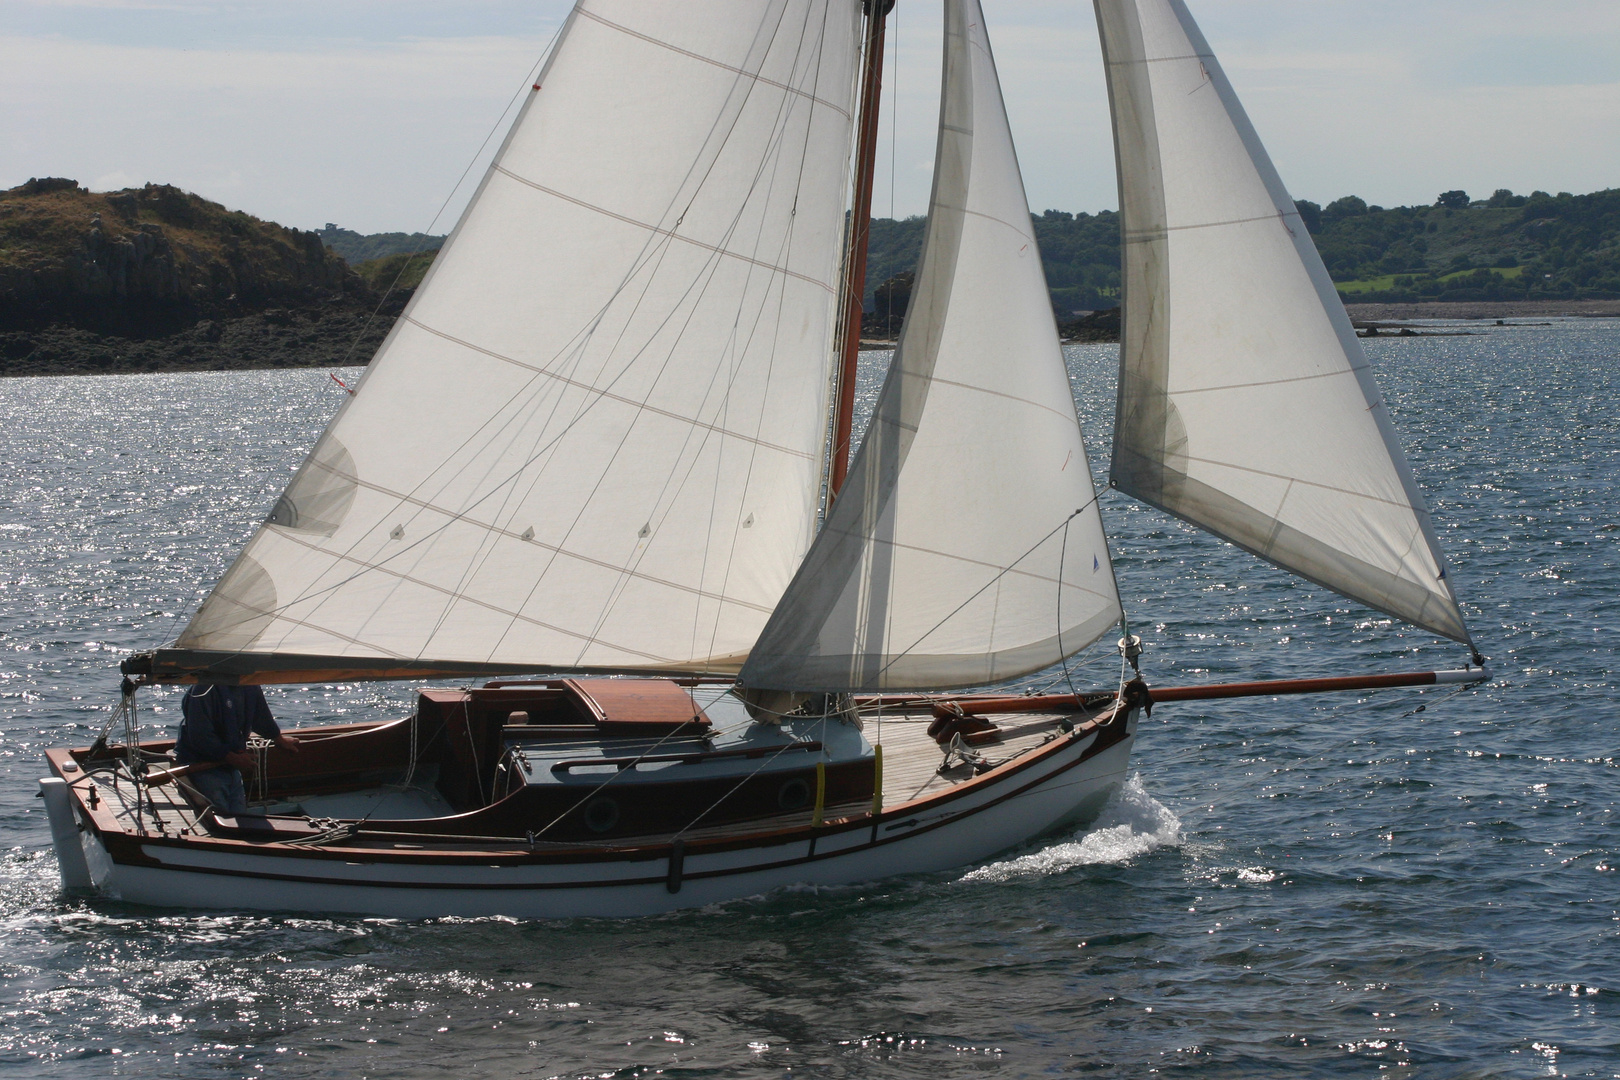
[961,774,1182,883]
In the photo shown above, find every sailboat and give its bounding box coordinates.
[40,0,1487,918]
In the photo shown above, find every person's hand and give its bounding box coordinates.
[277,734,301,754]
[225,750,257,771]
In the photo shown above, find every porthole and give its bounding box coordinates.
[777,777,811,811]
[583,796,620,834]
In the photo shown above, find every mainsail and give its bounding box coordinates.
[742,0,1122,693]
[155,0,864,681]
[1095,0,1474,646]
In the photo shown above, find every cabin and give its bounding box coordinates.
[150,679,877,845]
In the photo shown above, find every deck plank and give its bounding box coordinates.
[865,708,1074,813]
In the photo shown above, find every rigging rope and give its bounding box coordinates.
[234,2,843,680]
[672,722,835,840]
[870,496,1104,685]
[331,25,565,373]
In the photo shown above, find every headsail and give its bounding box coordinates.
[741,0,1122,693]
[1095,0,1474,645]
[153,0,863,682]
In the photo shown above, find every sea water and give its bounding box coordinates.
[0,320,1614,1077]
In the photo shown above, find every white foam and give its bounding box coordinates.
[961,773,1182,883]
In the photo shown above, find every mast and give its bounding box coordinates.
[741,0,1122,694]
[829,0,893,499]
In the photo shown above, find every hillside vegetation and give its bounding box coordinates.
[0,178,366,331]
[865,210,1123,314]
[317,186,1620,321]
[1301,188,1620,302]
[861,187,1620,315]
[0,179,389,375]
[317,224,444,265]
[6,176,1616,376]
[351,250,438,294]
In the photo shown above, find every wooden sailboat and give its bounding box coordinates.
[39,0,1487,919]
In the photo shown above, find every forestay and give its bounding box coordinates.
[742,0,1122,693]
[162,0,862,680]
[1095,0,1473,645]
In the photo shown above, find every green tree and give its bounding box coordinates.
[1322,195,1368,225]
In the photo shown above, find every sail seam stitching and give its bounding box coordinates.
[925,375,1076,422]
[872,504,1113,682]
[1121,482,1461,640]
[269,482,778,616]
[1169,455,1441,512]
[1169,365,1372,395]
[810,521,1115,593]
[1107,52,1213,67]
[1124,210,1300,241]
[960,206,1033,242]
[405,316,813,460]
[575,7,852,120]
[265,529,684,662]
[491,165,834,295]
[226,599,413,661]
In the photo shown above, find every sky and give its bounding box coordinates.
[4,0,1618,235]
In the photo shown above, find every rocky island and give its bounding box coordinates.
[0,178,410,376]
[4,177,1618,377]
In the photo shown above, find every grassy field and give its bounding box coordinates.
[1334,274,1407,295]
[1335,264,1525,294]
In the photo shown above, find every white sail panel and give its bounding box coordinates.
[174,0,862,675]
[1096,0,1473,645]
[741,0,1122,693]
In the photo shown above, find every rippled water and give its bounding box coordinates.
[1,320,1616,1077]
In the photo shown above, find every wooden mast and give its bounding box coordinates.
[829,0,892,499]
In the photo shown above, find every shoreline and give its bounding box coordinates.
[5,299,1619,377]
[1342,299,1620,321]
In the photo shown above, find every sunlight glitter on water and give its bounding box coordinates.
[3,321,1619,1077]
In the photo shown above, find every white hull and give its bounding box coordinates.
[57,728,1133,919]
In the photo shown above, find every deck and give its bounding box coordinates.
[65,698,1100,854]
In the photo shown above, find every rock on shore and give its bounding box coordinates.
[1343,299,1620,321]
[1,178,389,376]
[0,309,393,377]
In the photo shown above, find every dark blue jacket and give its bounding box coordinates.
[174,685,282,765]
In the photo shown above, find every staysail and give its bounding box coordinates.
[151,0,863,682]
[1095,0,1474,645]
[741,0,1122,693]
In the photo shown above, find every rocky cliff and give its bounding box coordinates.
[0,178,390,375]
